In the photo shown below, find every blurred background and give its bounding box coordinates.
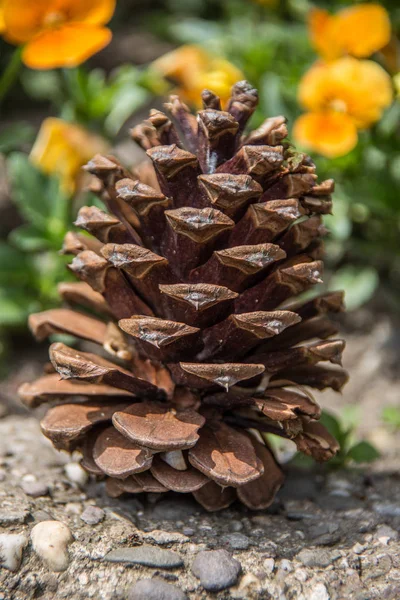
[0,0,399,466]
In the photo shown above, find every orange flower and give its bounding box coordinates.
[152,45,244,108]
[0,1,5,34]
[309,4,391,61]
[293,57,393,157]
[30,118,108,193]
[2,0,115,69]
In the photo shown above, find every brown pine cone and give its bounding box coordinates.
[19,81,347,511]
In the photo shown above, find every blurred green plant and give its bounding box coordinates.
[0,153,79,330]
[382,405,400,431]
[291,407,380,468]
[21,65,152,138]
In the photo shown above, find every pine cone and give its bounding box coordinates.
[20,82,347,511]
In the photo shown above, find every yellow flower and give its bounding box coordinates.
[152,45,244,108]
[30,118,108,193]
[294,57,393,157]
[309,4,391,61]
[294,111,358,159]
[0,0,5,34]
[2,0,115,69]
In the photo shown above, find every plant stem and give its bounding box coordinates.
[0,47,23,107]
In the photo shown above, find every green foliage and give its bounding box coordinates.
[382,405,400,431]
[21,64,151,137]
[0,153,74,329]
[291,408,380,469]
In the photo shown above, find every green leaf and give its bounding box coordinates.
[347,441,380,463]
[329,266,379,311]
[7,152,71,241]
[21,70,62,104]
[382,406,400,430]
[9,224,49,252]
[7,153,51,229]
[0,123,35,154]
[319,410,343,442]
[0,289,38,327]
[105,85,149,136]
[260,72,287,119]
[0,242,30,284]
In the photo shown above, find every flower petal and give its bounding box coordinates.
[308,8,342,61]
[30,117,108,193]
[298,58,393,128]
[328,58,393,128]
[309,4,391,61]
[293,111,358,158]
[57,0,116,26]
[22,23,112,69]
[0,0,5,34]
[337,4,391,59]
[3,0,50,43]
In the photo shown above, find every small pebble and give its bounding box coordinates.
[0,533,28,571]
[128,578,187,600]
[0,510,29,525]
[297,548,333,568]
[80,506,105,525]
[309,582,330,600]
[31,520,74,572]
[64,463,88,487]
[221,533,250,550]
[142,530,189,545]
[182,528,195,537]
[20,480,49,498]
[104,545,183,569]
[372,502,400,518]
[191,549,241,592]
[263,558,275,574]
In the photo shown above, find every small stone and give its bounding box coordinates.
[33,510,52,523]
[64,462,88,487]
[372,502,400,518]
[80,506,105,525]
[31,521,74,572]
[142,530,189,545]
[375,524,398,544]
[182,528,195,536]
[297,549,334,568]
[308,521,341,546]
[230,520,244,532]
[128,578,187,600]
[221,533,250,550]
[21,480,49,498]
[263,558,275,574]
[104,546,183,568]
[0,533,28,571]
[191,549,241,592]
[352,542,366,555]
[309,582,330,600]
[0,510,30,525]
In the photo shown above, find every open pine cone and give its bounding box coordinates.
[19,82,348,511]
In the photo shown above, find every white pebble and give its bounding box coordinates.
[0,533,28,571]
[309,582,330,600]
[31,521,73,572]
[65,462,88,486]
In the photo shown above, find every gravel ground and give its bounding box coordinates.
[0,316,399,599]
